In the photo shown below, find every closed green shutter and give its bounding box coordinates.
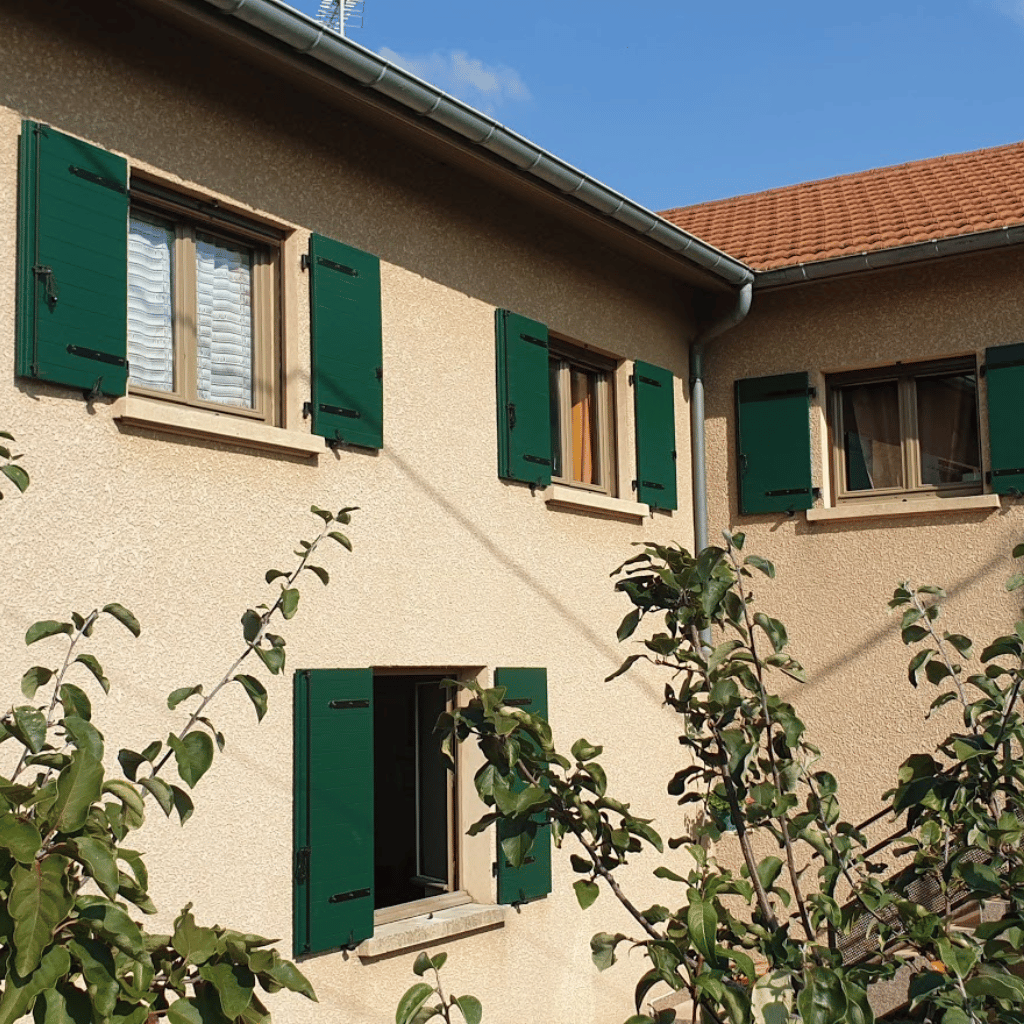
[735,372,814,514]
[495,310,552,486]
[293,668,374,956]
[633,361,678,511]
[309,234,383,449]
[17,121,128,396]
[494,667,551,905]
[986,343,1024,496]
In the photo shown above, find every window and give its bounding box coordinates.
[127,199,277,422]
[548,343,616,494]
[372,675,457,924]
[829,358,982,502]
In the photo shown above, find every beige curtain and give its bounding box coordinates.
[570,367,598,485]
[917,375,980,485]
[847,382,902,489]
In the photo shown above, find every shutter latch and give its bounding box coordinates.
[507,403,516,431]
[33,264,58,308]
[295,847,310,885]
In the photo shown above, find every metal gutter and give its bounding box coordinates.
[198,0,753,288]
[757,223,1024,288]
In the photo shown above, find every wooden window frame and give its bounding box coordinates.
[828,356,983,504]
[549,339,617,496]
[372,671,464,927]
[127,185,280,425]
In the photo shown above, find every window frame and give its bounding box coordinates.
[827,355,983,504]
[371,670,465,928]
[127,181,281,426]
[548,338,617,497]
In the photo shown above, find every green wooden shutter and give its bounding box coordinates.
[495,309,552,486]
[986,343,1024,496]
[17,121,128,396]
[309,234,383,449]
[735,372,814,514]
[293,668,374,956]
[494,667,551,905]
[633,361,678,511]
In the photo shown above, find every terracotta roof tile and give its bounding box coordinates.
[660,141,1024,271]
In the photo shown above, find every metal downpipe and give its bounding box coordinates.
[690,282,752,644]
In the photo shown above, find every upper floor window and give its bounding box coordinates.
[829,358,982,502]
[548,342,616,495]
[127,200,277,423]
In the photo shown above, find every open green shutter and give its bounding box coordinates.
[494,667,551,905]
[309,234,383,449]
[735,372,814,514]
[495,309,552,486]
[17,121,128,396]
[986,343,1024,496]
[293,668,374,955]
[633,361,678,510]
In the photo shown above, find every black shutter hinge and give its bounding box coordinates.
[301,254,310,271]
[631,479,638,492]
[376,367,383,381]
[295,847,310,885]
[329,699,370,709]
[672,450,677,461]
[302,401,312,420]
[507,402,516,431]
[628,374,634,386]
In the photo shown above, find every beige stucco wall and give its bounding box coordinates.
[704,250,1024,837]
[0,2,716,1022]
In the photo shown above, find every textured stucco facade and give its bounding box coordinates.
[703,248,1024,834]
[0,2,728,1023]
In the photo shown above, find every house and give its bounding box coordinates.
[0,0,754,1021]
[662,142,1024,828]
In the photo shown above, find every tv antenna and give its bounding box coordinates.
[315,0,364,35]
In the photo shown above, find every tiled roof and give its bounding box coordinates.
[660,140,1024,271]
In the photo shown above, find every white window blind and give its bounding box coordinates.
[196,234,254,409]
[127,215,174,393]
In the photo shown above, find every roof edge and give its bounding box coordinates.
[756,223,1024,288]
[194,0,753,288]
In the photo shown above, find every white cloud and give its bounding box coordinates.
[993,0,1024,26]
[378,46,531,113]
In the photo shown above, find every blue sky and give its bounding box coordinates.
[287,0,1024,212]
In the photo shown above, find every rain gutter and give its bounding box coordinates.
[757,223,1024,288]
[194,0,753,288]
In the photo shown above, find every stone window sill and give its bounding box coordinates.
[542,483,650,521]
[113,395,323,457]
[355,903,506,960]
[806,493,1001,524]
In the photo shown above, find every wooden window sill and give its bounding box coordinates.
[807,493,1001,523]
[355,902,506,960]
[542,483,650,522]
[113,395,323,457]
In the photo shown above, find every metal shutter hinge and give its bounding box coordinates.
[302,401,312,420]
[295,847,310,885]
[507,402,516,430]
[300,254,310,271]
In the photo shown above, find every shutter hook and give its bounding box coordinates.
[84,377,103,405]
[33,265,58,308]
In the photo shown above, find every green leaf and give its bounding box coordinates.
[959,861,1001,896]
[306,565,329,586]
[73,654,109,694]
[102,604,140,637]
[264,569,288,583]
[590,932,625,971]
[0,814,42,864]
[170,785,194,825]
[63,717,103,760]
[255,645,285,676]
[102,780,145,827]
[1,464,29,492]
[796,966,847,1024]
[453,996,482,1024]
[280,589,300,620]
[9,858,71,975]
[573,879,599,910]
[58,684,91,722]
[328,531,352,550]
[617,609,641,641]
[310,505,333,522]
[172,907,218,965]
[140,777,174,816]
[964,971,1024,1002]
[605,654,644,682]
[199,962,255,1018]
[21,667,53,700]
[686,899,718,965]
[66,938,118,1016]
[241,610,262,643]
[51,750,104,834]
[235,675,268,722]
[263,960,316,1001]
[11,707,47,754]
[395,983,433,1024]
[756,855,784,892]
[166,999,203,1024]
[25,621,73,646]
[69,837,119,900]
[412,952,432,976]
[117,749,145,782]
[167,686,203,710]
[743,554,775,578]
[169,732,215,789]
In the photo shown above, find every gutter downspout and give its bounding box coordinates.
[690,282,752,643]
